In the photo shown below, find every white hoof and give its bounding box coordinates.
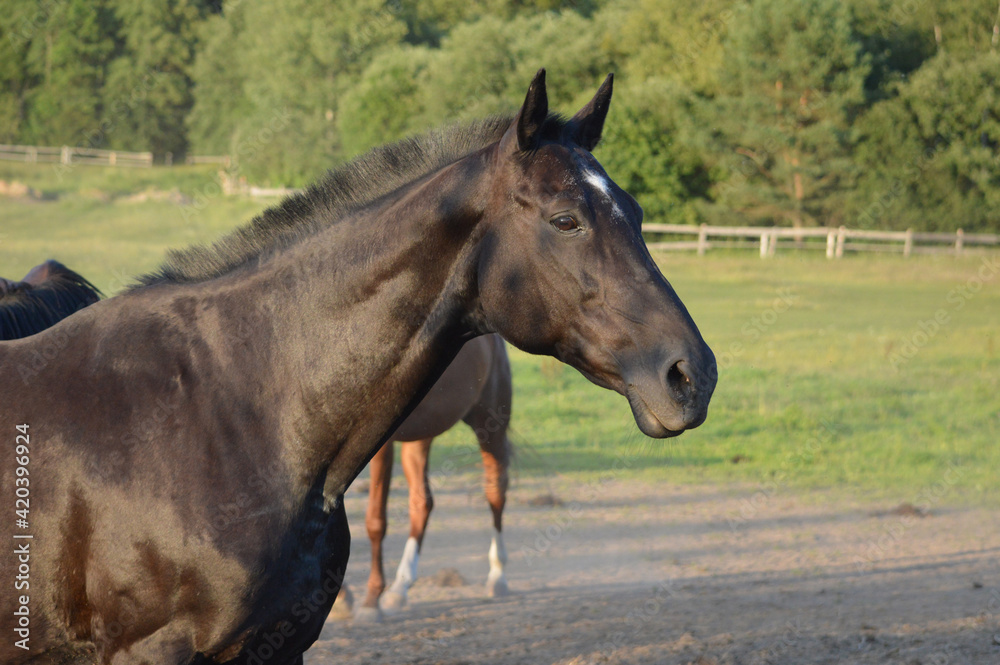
[486,577,509,598]
[380,589,408,612]
[353,606,383,624]
[487,530,508,598]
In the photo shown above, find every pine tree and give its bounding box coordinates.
[0,1,34,141]
[188,0,407,184]
[708,0,871,228]
[851,51,1000,232]
[100,0,211,157]
[14,0,117,146]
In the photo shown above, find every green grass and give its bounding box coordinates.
[0,162,271,293]
[1,164,998,504]
[444,253,999,507]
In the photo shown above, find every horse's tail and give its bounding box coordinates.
[0,261,102,340]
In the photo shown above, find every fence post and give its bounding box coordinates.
[769,230,778,257]
[903,228,913,258]
[759,232,769,259]
[955,229,964,256]
[109,151,116,166]
[60,146,71,165]
[697,223,708,256]
[835,226,846,258]
[27,147,36,163]
[826,230,836,259]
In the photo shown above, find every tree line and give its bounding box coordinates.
[2,0,999,232]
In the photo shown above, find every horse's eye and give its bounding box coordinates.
[551,215,579,233]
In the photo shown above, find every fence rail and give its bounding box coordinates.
[0,143,233,169]
[643,224,999,258]
[0,143,154,168]
[185,154,231,167]
[2,143,1000,246]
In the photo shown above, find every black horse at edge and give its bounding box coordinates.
[0,260,102,340]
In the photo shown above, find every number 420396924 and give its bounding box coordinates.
[14,424,30,526]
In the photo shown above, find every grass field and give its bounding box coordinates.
[2,162,998,505]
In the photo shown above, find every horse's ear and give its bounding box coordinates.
[569,73,613,151]
[501,68,549,155]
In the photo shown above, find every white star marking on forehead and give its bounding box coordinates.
[582,169,624,220]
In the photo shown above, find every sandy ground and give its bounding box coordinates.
[303,473,1000,665]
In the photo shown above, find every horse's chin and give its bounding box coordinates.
[626,389,685,439]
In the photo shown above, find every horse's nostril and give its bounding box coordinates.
[666,360,694,403]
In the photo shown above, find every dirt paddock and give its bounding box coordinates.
[303,475,1000,665]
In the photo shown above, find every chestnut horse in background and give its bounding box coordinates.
[346,334,512,623]
[0,260,101,339]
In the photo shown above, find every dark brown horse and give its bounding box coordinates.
[0,260,101,340]
[0,70,716,665]
[7,261,510,625]
[349,333,512,623]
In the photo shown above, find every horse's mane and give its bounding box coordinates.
[0,261,102,340]
[137,114,569,287]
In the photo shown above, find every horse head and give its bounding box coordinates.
[478,70,716,437]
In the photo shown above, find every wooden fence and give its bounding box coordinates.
[0,143,234,169]
[0,144,153,168]
[184,154,231,167]
[1,143,999,247]
[643,224,1000,258]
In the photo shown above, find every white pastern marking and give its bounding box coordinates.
[391,536,420,591]
[488,529,507,581]
[583,169,624,220]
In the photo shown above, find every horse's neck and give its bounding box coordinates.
[256,153,492,495]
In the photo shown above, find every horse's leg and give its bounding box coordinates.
[381,438,434,612]
[355,441,393,623]
[463,337,513,597]
[479,431,510,597]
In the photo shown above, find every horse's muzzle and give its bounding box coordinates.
[624,347,717,438]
